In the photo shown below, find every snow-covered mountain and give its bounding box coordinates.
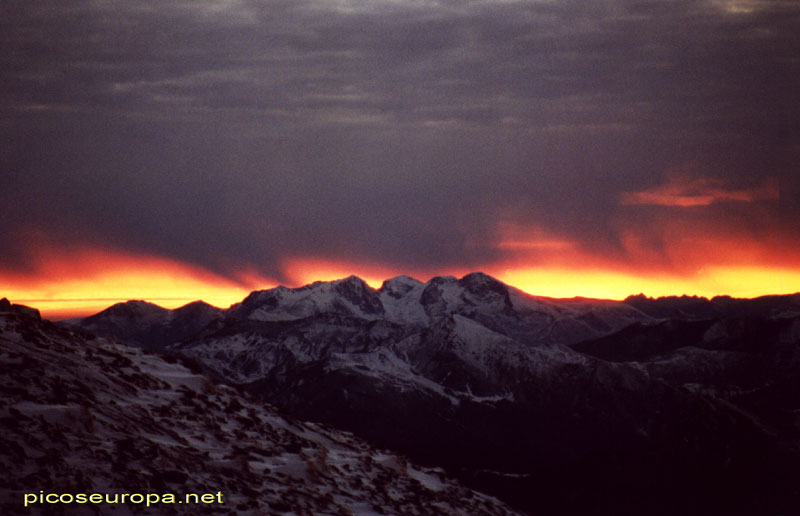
[61,272,800,515]
[0,298,522,516]
[226,273,650,346]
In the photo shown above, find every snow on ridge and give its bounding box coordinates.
[379,274,424,290]
[230,275,385,322]
[156,272,651,403]
[380,275,430,326]
[71,273,649,349]
[326,347,464,406]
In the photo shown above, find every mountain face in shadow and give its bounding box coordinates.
[60,275,800,515]
[75,299,224,351]
[0,298,522,516]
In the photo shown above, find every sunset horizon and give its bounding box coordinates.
[5,245,799,320]
[4,1,798,325]
[4,2,800,514]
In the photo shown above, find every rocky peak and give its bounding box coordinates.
[379,275,424,299]
[92,300,169,320]
[0,298,41,320]
[459,272,507,294]
[331,275,384,316]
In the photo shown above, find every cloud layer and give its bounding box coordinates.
[2,0,799,287]
[621,176,779,207]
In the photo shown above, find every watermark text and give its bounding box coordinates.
[23,491,224,508]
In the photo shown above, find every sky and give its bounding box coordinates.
[2,0,800,318]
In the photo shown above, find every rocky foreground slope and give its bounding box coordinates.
[0,298,521,516]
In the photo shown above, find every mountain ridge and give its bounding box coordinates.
[50,273,800,515]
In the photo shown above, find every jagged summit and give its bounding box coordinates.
[228,274,384,322]
[172,299,218,316]
[460,271,504,287]
[89,299,168,318]
[379,274,424,294]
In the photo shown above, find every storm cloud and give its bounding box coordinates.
[2,0,799,283]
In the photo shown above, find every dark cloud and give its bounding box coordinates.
[2,0,799,280]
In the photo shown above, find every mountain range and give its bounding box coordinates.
[5,273,800,515]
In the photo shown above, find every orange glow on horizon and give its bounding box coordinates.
[280,257,800,300]
[2,247,275,320]
[4,246,800,321]
[488,213,800,299]
[492,265,800,300]
[283,258,387,289]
